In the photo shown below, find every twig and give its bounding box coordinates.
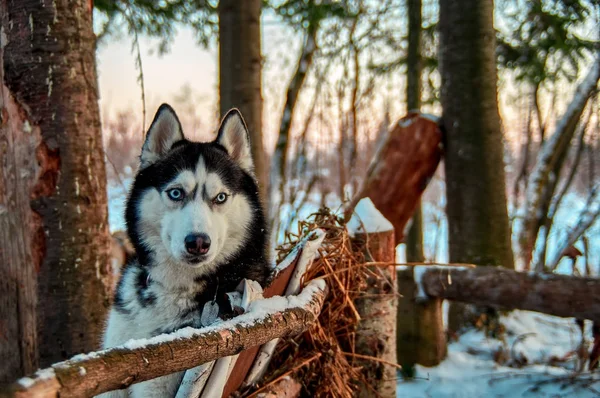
[343,352,403,370]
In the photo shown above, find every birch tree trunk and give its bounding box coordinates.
[219,0,267,202]
[0,0,112,375]
[349,199,397,398]
[439,0,514,331]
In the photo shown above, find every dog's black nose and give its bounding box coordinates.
[185,233,211,255]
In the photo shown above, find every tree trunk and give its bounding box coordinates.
[397,267,446,375]
[396,0,445,375]
[439,0,514,332]
[349,199,397,398]
[218,0,267,203]
[0,0,112,374]
[405,0,425,264]
[415,265,600,323]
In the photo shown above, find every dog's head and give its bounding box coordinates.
[126,104,262,270]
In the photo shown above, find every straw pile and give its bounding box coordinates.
[245,208,380,398]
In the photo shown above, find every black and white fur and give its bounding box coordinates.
[99,105,270,398]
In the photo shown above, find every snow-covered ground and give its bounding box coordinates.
[397,310,600,397]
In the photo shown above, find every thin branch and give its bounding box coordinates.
[123,4,147,135]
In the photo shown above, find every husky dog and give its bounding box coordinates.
[99,105,270,398]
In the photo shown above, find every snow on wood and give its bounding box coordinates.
[415,266,600,323]
[8,279,327,398]
[221,231,325,397]
[345,112,442,244]
[178,278,267,398]
[347,197,394,236]
[243,231,325,388]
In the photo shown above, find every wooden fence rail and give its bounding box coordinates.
[6,279,327,398]
[415,265,600,323]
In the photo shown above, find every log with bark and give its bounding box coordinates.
[348,198,397,398]
[414,265,600,323]
[5,280,327,398]
[345,112,442,244]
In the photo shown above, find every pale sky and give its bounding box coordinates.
[96,27,218,125]
[96,20,301,146]
[95,15,594,155]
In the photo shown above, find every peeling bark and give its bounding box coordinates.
[0,0,112,374]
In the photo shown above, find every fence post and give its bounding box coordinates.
[348,198,397,398]
[396,266,446,376]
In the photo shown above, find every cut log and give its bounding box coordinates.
[345,112,442,244]
[348,198,397,398]
[415,266,600,323]
[6,280,327,398]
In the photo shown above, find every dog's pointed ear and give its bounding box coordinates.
[140,104,184,168]
[216,109,254,174]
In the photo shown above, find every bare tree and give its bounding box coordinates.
[0,0,112,379]
[270,19,320,218]
[516,55,600,270]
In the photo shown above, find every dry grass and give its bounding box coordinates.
[246,208,381,398]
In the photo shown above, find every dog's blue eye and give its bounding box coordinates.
[214,192,228,204]
[167,188,184,201]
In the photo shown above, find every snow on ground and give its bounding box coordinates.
[397,310,600,397]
